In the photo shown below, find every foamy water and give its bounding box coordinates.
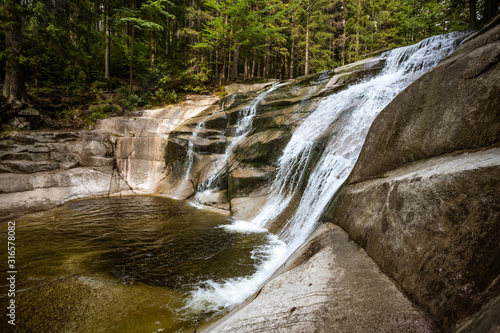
[183,226,286,314]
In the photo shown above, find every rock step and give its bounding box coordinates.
[0,160,79,174]
[229,165,276,197]
[0,152,52,162]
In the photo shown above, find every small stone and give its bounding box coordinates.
[28,146,51,153]
[18,108,40,116]
[8,117,31,130]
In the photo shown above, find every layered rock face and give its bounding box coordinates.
[328,19,500,331]
[205,19,499,333]
[0,130,128,217]
[0,97,218,217]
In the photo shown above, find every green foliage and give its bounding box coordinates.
[83,105,122,124]
[149,88,178,104]
[121,94,147,108]
[57,108,75,121]
[1,0,480,114]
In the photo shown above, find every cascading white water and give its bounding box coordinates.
[184,122,205,179]
[185,32,467,314]
[226,82,285,156]
[253,31,465,249]
[196,82,285,193]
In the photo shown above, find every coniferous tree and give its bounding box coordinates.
[2,0,28,105]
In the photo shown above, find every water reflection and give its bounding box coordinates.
[1,196,273,332]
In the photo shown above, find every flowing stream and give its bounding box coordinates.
[185,31,466,313]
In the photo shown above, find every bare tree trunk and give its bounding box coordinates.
[95,1,101,31]
[469,0,477,29]
[484,0,499,22]
[282,55,286,80]
[290,35,295,79]
[172,18,177,57]
[263,44,269,79]
[227,50,232,81]
[215,49,219,82]
[233,47,239,80]
[251,57,255,78]
[305,11,310,76]
[150,31,156,67]
[244,54,248,80]
[104,0,111,80]
[355,0,360,59]
[129,24,135,95]
[161,19,167,59]
[274,55,277,78]
[221,49,226,84]
[3,0,28,105]
[341,16,346,66]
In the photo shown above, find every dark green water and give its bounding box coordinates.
[0,196,273,332]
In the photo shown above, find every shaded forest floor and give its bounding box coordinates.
[0,85,216,136]
[0,77,275,137]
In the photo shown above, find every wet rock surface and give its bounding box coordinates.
[162,58,383,209]
[330,148,500,331]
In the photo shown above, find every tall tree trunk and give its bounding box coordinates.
[305,11,310,76]
[264,45,269,79]
[274,55,278,78]
[233,47,239,80]
[341,14,346,66]
[227,50,232,81]
[251,57,255,78]
[221,49,226,84]
[104,0,111,80]
[161,19,167,59]
[244,54,248,80]
[469,0,477,29]
[215,49,219,82]
[95,1,101,31]
[150,31,156,67]
[172,18,177,57]
[3,0,28,105]
[125,2,129,48]
[129,24,135,95]
[290,35,295,79]
[355,0,360,59]
[483,0,498,23]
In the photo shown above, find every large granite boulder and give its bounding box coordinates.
[350,19,500,183]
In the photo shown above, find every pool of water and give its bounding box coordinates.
[0,196,276,332]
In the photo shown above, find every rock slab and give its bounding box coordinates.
[204,224,434,332]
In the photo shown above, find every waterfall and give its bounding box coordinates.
[252,31,464,249]
[226,82,285,156]
[184,31,466,314]
[184,122,205,179]
[196,82,285,194]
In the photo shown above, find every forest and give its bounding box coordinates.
[1,0,498,126]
